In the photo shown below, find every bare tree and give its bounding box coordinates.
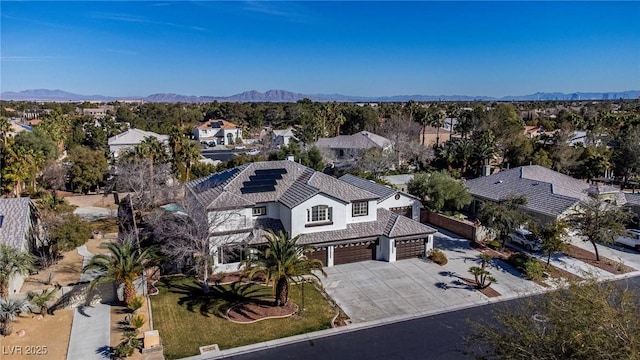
[378,114,433,169]
[149,197,246,293]
[40,161,68,199]
[111,157,179,210]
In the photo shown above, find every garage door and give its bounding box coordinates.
[390,206,412,218]
[396,239,425,260]
[305,247,327,266]
[334,242,376,265]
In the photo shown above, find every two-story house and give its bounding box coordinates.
[185,160,436,273]
[194,119,243,145]
[0,198,39,295]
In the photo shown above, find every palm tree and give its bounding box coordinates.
[83,239,157,305]
[241,231,326,306]
[453,139,474,176]
[0,117,11,147]
[426,107,446,147]
[135,136,167,204]
[179,140,201,182]
[0,298,28,336]
[468,253,496,289]
[28,288,57,317]
[0,245,36,298]
[437,143,457,173]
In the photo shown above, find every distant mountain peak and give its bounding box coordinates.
[1,88,638,102]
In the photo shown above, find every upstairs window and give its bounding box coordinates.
[252,206,267,216]
[352,201,368,217]
[308,205,331,223]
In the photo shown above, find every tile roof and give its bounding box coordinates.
[316,131,392,150]
[466,165,590,217]
[0,198,33,250]
[295,209,436,245]
[339,174,398,202]
[185,160,380,210]
[107,128,169,146]
[195,119,240,130]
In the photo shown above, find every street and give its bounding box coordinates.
[216,276,640,360]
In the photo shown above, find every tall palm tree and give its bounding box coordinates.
[135,136,167,204]
[83,239,157,305]
[241,231,326,306]
[453,139,474,176]
[0,245,35,298]
[427,107,446,147]
[0,117,11,147]
[0,298,28,336]
[180,140,201,182]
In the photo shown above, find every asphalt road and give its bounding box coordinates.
[218,276,640,360]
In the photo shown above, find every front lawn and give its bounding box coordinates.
[150,276,336,359]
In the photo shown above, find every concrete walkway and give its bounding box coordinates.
[67,245,112,360]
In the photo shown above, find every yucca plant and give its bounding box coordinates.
[0,298,28,336]
[128,314,145,333]
[127,296,144,314]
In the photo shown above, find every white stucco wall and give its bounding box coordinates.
[209,208,251,233]
[279,203,292,235]
[347,199,377,224]
[290,194,347,237]
[379,194,421,221]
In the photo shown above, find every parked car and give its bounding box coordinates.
[508,229,542,252]
[234,146,246,150]
[614,229,640,251]
[245,149,260,156]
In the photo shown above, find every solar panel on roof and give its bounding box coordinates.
[195,168,239,192]
[243,179,277,187]
[241,185,276,194]
[255,168,287,176]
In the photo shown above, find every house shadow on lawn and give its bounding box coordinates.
[161,277,272,319]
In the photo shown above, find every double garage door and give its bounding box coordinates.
[334,242,376,265]
[396,239,425,260]
[306,247,328,266]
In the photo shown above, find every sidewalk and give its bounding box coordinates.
[66,245,112,360]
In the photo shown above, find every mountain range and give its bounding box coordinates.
[1,89,639,102]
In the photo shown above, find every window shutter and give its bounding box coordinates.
[329,207,333,221]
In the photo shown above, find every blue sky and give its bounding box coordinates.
[1,1,639,97]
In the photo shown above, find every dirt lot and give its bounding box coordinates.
[62,193,122,209]
[1,309,74,360]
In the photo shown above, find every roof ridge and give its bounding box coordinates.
[384,211,400,237]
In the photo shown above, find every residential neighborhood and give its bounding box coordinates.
[1,1,640,359]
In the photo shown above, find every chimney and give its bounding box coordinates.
[482,164,491,177]
[287,154,295,162]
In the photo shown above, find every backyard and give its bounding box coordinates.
[150,276,337,359]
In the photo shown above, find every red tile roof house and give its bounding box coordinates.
[184,160,436,272]
[194,119,243,146]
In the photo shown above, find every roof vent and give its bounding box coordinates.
[532,182,539,186]
[494,180,503,184]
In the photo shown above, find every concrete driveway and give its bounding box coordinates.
[320,231,545,323]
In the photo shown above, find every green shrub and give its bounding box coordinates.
[524,259,545,281]
[506,253,530,273]
[127,296,144,313]
[128,314,145,331]
[427,249,448,265]
[487,240,502,250]
[50,215,92,252]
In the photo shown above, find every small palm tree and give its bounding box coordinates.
[0,244,36,298]
[0,298,28,336]
[83,239,157,305]
[241,231,326,306]
[28,289,57,317]
[469,253,496,290]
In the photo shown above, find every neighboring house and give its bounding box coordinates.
[185,160,436,272]
[108,128,169,158]
[0,198,39,295]
[82,105,114,118]
[339,174,421,221]
[271,127,297,147]
[466,165,624,224]
[316,131,392,160]
[194,119,242,145]
[381,174,415,193]
[421,126,452,147]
